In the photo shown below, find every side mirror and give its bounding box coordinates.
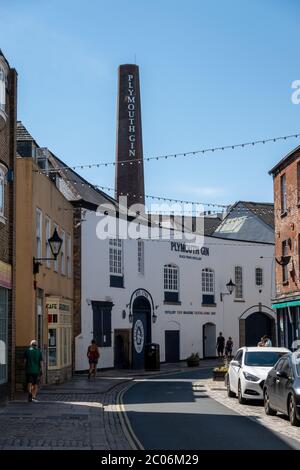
[231,360,241,368]
[276,370,288,379]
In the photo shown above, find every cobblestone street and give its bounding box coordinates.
[0,378,127,450]
[0,363,190,450]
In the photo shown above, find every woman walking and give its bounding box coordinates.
[87,339,100,379]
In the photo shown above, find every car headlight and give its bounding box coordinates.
[243,371,260,382]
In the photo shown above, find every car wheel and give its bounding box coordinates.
[227,377,236,398]
[289,395,300,426]
[264,389,277,416]
[238,381,246,404]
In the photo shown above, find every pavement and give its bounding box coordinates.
[0,359,219,450]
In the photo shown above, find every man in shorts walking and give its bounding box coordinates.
[216,332,225,358]
[24,340,43,402]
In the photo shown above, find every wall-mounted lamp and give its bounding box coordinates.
[129,311,133,323]
[152,312,158,323]
[122,309,126,319]
[33,228,63,274]
[86,298,91,306]
[220,278,236,301]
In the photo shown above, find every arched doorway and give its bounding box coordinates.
[245,312,275,346]
[203,323,216,358]
[132,296,151,369]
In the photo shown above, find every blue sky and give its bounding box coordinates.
[1,0,300,208]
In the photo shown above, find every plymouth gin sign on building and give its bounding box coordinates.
[170,242,209,260]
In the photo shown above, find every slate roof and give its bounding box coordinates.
[17,121,38,143]
[202,216,223,235]
[149,213,223,236]
[17,121,116,209]
[49,153,116,208]
[213,200,274,236]
[235,201,274,229]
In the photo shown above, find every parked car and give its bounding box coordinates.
[226,347,289,404]
[263,351,300,426]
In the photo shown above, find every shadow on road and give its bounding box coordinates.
[123,409,297,450]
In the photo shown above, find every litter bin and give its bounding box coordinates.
[144,343,160,371]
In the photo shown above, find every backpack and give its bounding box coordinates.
[88,346,99,360]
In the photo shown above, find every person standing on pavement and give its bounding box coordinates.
[257,336,265,347]
[24,340,43,402]
[263,335,272,347]
[225,337,233,359]
[216,332,225,358]
[87,339,100,379]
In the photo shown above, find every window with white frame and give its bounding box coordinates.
[61,230,65,275]
[36,208,42,259]
[109,239,123,275]
[138,240,144,275]
[255,267,263,287]
[202,268,215,305]
[0,64,6,112]
[234,266,243,299]
[0,167,5,218]
[164,264,179,302]
[202,268,215,293]
[45,216,51,268]
[109,239,124,287]
[53,224,58,272]
[67,235,72,278]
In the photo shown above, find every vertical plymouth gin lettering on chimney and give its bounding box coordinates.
[115,64,145,207]
[128,74,136,158]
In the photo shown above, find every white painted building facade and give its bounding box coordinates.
[75,211,275,371]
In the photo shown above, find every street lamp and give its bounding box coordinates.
[220,278,236,301]
[33,228,63,274]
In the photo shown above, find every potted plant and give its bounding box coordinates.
[213,363,229,381]
[186,353,200,367]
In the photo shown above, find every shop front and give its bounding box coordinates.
[272,299,300,349]
[0,261,12,399]
[46,297,73,384]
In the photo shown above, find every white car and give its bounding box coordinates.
[226,346,289,403]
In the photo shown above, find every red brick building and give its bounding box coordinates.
[0,50,17,402]
[269,146,300,348]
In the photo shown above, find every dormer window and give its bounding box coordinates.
[0,63,7,130]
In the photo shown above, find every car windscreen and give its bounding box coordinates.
[244,351,286,367]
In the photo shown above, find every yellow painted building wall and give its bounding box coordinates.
[15,158,34,345]
[16,157,74,382]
